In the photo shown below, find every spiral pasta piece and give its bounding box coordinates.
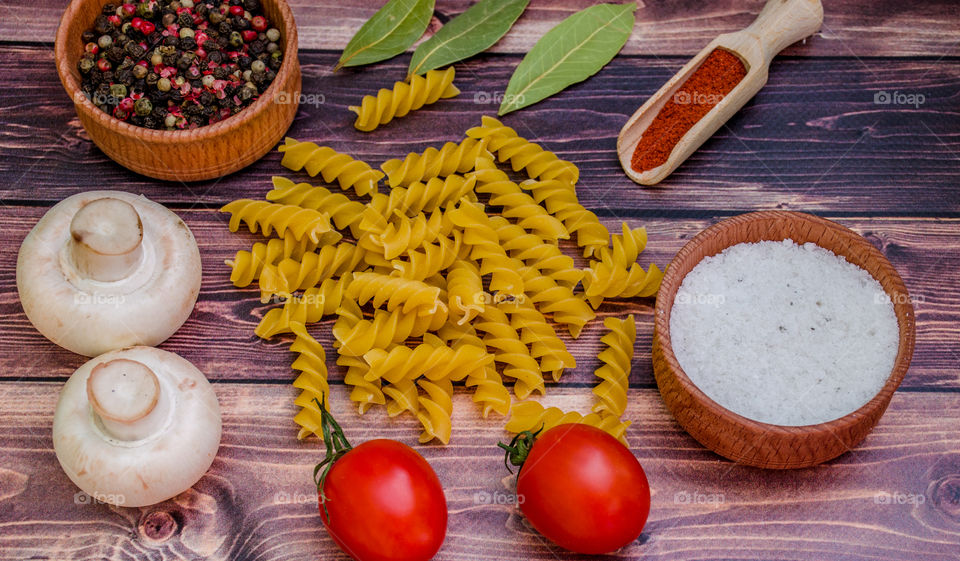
[361,176,478,235]
[501,299,575,382]
[368,209,454,259]
[267,176,366,237]
[363,335,492,384]
[255,274,353,339]
[505,401,630,445]
[392,231,466,281]
[258,243,367,302]
[592,315,635,418]
[349,67,460,132]
[384,378,420,418]
[448,199,524,296]
[518,178,608,257]
[519,266,595,339]
[582,224,661,307]
[466,116,578,184]
[381,137,490,187]
[445,259,485,325]
[342,354,386,415]
[289,322,330,440]
[438,322,511,418]
[489,216,583,289]
[278,138,382,197]
[332,300,444,357]
[221,199,334,245]
[225,238,304,288]
[471,159,568,242]
[474,305,544,399]
[416,378,454,444]
[346,271,448,318]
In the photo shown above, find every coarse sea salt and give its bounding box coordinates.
[669,239,899,426]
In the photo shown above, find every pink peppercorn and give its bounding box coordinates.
[196,48,207,59]
[241,30,257,42]
[195,31,208,45]
[121,3,136,17]
[229,5,244,16]
[251,16,267,31]
[108,14,121,26]
[139,21,155,35]
[97,59,111,72]
[131,17,143,29]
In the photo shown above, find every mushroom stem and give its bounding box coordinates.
[87,359,170,441]
[70,198,144,282]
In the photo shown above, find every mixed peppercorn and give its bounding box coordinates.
[77,0,284,130]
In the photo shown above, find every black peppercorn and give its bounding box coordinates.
[208,51,223,64]
[238,55,252,69]
[177,53,195,69]
[101,3,116,15]
[243,0,260,11]
[116,69,133,85]
[249,40,264,56]
[125,42,146,58]
[79,58,96,74]
[106,46,125,63]
[233,16,249,30]
[178,12,193,28]
[163,35,178,47]
[199,91,215,105]
[94,15,113,35]
[180,37,197,51]
[81,30,97,43]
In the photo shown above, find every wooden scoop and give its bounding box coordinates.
[618,0,823,186]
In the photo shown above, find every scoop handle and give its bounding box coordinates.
[745,0,823,65]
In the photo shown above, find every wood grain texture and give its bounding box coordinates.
[1,208,957,390]
[0,383,958,561]
[4,0,960,56]
[1,47,958,212]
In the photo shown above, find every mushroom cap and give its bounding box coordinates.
[53,346,222,508]
[17,191,202,356]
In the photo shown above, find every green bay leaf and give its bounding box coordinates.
[499,2,636,115]
[336,0,436,71]
[408,0,530,78]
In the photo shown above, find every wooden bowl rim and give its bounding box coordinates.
[653,210,916,437]
[53,0,299,143]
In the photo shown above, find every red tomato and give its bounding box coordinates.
[319,439,447,561]
[515,424,650,554]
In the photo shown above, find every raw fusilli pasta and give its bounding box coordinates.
[362,334,492,384]
[439,322,511,418]
[445,259,485,325]
[381,137,490,187]
[474,305,544,400]
[225,238,304,288]
[349,67,460,132]
[255,274,353,338]
[592,315,636,418]
[289,322,330,440]
[501,299,575,382]
[520,178,609,257]
[489,216,583,289]
[222,199,335,245]
[258,243,367,302]
[278,138,382,197]
[333,300,445,357]
[268,176,366,237]
[518,266,595,338]
[466,116,579,184]
[416,378,454,444]
[471,158,569,242]
[505,401,630,445]
[583,223,663,308]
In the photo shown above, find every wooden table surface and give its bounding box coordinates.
[2,1,959,559]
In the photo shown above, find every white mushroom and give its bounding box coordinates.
[17,191,202,356]
[53,346,221,507]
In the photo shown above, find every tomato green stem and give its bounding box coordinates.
[497,427,543,473]
[312,397,353,521]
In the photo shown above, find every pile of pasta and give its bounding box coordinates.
[222,116,662,445]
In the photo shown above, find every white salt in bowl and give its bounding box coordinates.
[652,211,916,469]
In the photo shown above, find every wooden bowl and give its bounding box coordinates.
[652,211,916,469]
[54,0,301,182]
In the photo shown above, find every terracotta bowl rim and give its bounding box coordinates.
[53,0,299,143]
[652,210,916,437]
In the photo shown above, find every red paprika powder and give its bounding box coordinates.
[631,48,747,173]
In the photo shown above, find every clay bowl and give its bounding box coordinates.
[54,0,301,181]
[652,211,916,469]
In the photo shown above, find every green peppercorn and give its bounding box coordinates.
[121,22,133,35]
[79,58,96,74]
[265,28,280,42]
[229,31,243,47]
[202,74,216,88]
[109,83,127,98]
[208,10,224,24]
[179,27,195,39]
[266,42,277,53]
[132,98,151,116]
[137,3,154,19]
[132,64,148,79]
[181,0,194,7]
[98,35,113,49]
[157,77,172,92]
[250,59,265,73]
[150,53,163,66]
[164,114,178,128]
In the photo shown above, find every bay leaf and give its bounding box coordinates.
[408,0,529,78]
[499,3,636,115]
[336,0,436,71]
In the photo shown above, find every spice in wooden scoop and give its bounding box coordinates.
[630,48,747,173]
